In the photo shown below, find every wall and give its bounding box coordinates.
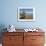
[0,0,46,30]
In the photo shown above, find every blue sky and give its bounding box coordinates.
[20,9,33,14]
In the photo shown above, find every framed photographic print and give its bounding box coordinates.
[18,7,35,21]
